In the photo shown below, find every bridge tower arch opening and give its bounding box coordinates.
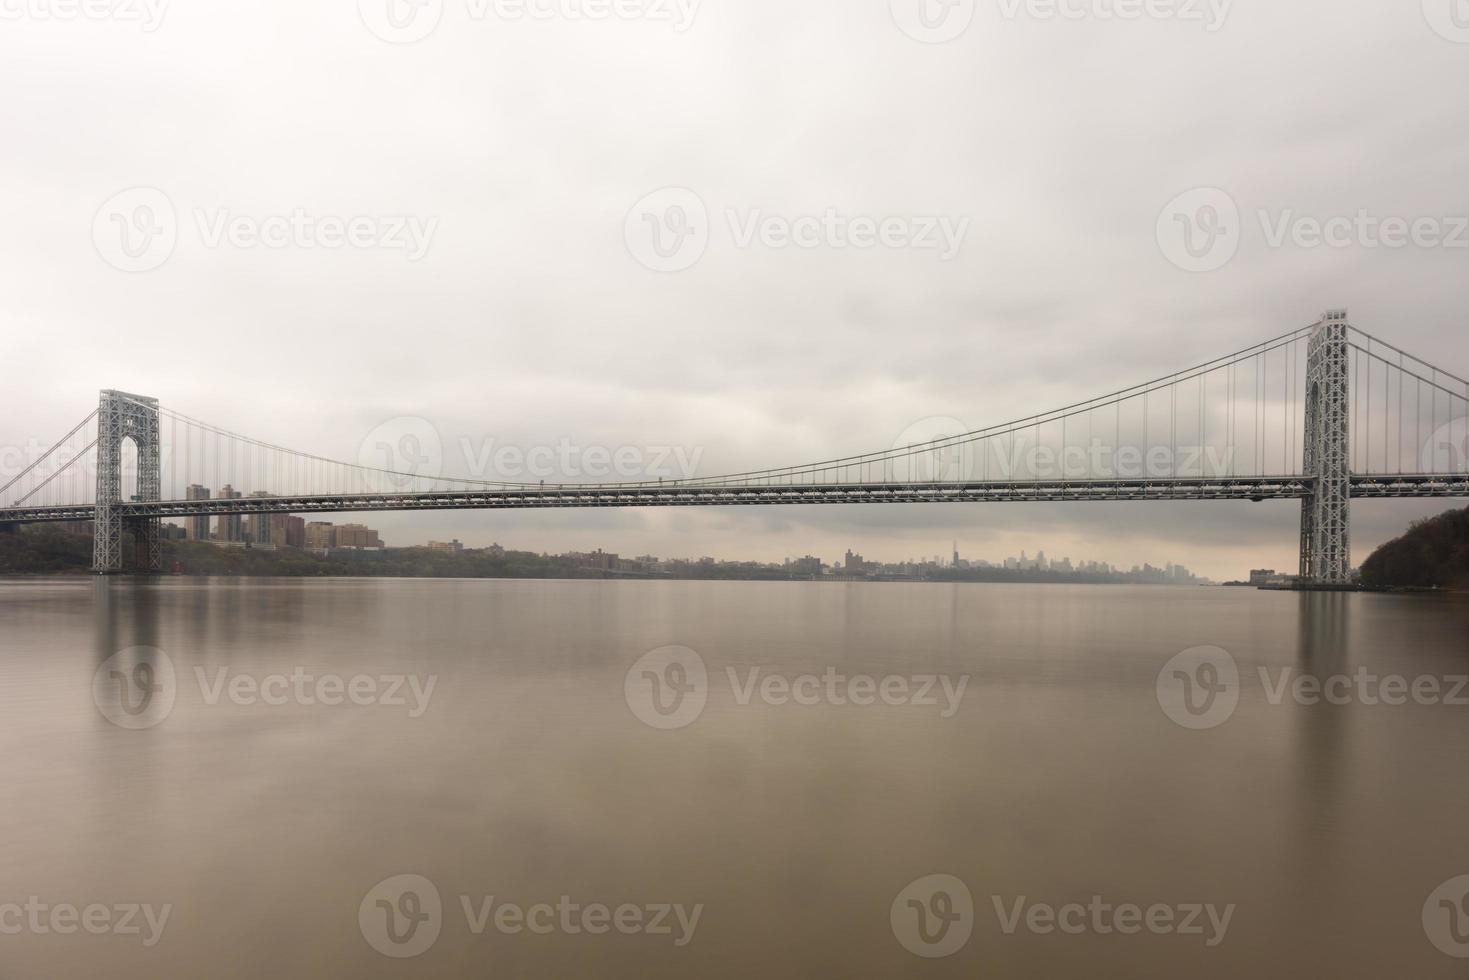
[1299,311,1352,584]
[93,390,162,574]
[119,436,140,502]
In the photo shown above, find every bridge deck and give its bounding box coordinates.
[2,474,1465,525]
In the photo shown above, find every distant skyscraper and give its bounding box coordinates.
[185,484,211,541]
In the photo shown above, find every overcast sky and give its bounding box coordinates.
[2,0,1467,578]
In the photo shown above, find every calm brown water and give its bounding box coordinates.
[1,577,1468,978]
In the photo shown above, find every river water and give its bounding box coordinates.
[1,577,1467,978]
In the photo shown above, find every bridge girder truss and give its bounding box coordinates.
[8,472,1469,530]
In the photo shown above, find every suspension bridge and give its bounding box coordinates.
[1,310,1465,582]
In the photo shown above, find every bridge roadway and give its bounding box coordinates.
[3,474,1467,526]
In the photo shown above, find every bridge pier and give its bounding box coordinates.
[92,390,163,574]
[1299,311,1352,584]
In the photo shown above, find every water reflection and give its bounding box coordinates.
[0,578,1465,979]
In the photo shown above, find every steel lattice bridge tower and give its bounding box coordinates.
[1299,312,1353,583]
[1,309,1466,580]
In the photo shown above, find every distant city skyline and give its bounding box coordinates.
[163,511,1209,582]
[150,510,1262,583]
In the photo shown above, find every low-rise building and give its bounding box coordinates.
[333,523,383,550]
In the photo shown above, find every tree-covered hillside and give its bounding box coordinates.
[1359,506,1469,590]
